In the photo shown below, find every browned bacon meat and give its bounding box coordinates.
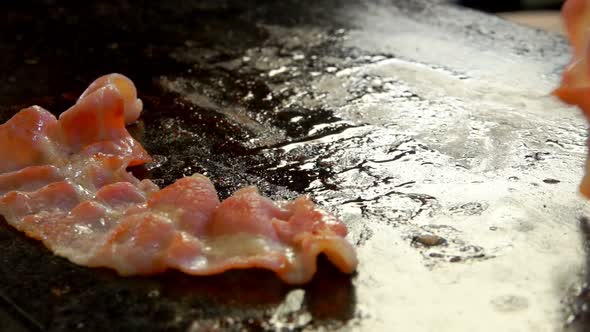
[555,0,590,197]
[0,74,357,284]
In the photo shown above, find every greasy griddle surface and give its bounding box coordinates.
[0,1,585,331]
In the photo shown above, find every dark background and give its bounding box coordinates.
[459,0,563,12]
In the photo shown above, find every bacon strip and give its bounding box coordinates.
[0,74,357,284]
[554,0,590,197]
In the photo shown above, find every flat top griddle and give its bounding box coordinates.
[0,1,587,331]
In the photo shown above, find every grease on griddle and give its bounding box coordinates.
[565,217,590,331]
[412,234,447,247]
[2,214,357,331]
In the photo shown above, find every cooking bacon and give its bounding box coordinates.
[0,73,357,284]
[554,0,590,197]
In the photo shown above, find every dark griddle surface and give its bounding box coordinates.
[0,1,586,331]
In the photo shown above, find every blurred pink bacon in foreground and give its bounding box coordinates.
[0,73,357,284]
[554,0,590,197]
